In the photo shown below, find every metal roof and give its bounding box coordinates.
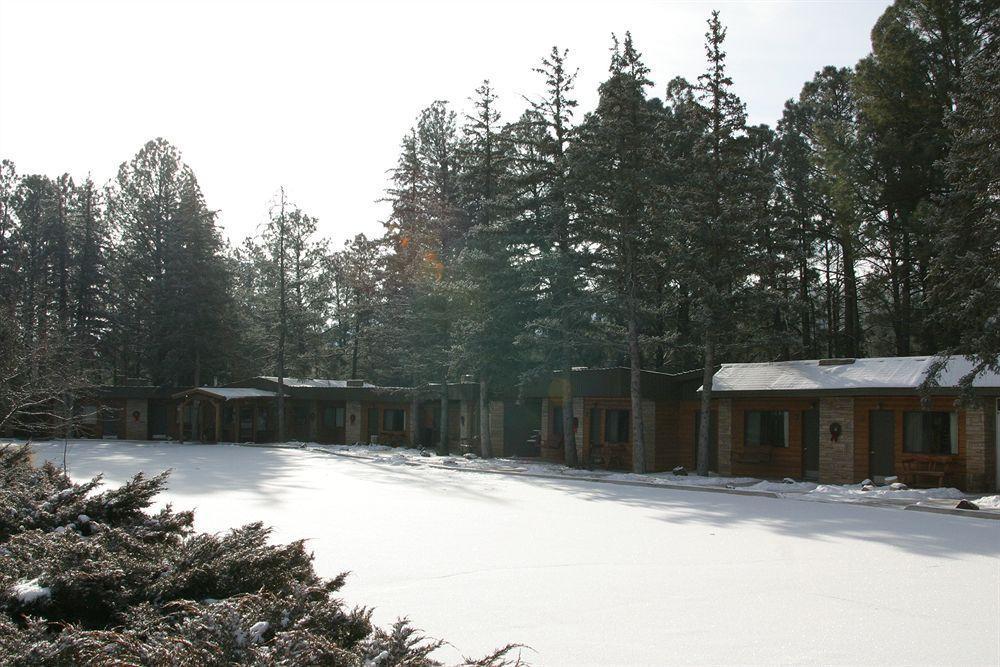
[709,356,1000,395]
[173,387,277,400]
[256,377,377,388]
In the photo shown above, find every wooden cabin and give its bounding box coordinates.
[709,356,1000,492]
[502,367,711,472]
[74,386,180,440]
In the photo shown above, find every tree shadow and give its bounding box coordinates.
[513,474,1000,560]
[30,440,511,508]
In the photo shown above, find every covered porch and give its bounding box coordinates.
[172,387,278,443]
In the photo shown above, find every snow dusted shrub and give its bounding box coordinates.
[0,445,522,665]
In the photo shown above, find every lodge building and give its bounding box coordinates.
[26,355,1000,492]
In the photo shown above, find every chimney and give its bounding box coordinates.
[346,379,365,388]
[461,374,476,383]
[818,358,856,366]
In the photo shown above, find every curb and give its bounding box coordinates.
[903,505,1000,520]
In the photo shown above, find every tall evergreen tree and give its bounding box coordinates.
[107,138,231,386]
[677,11,751,476]
[572,34,659,472]
[520,47,594,467]
[926,27,999,387]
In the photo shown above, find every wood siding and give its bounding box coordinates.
[728,398,816,479]
[853,396,967,487]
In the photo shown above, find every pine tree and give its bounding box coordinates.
[677,11,751,476]
[107,138,232,386]
[572,34,659,472]
[453,80,530,458]
[518,47,595,467]
[926,27,999,388]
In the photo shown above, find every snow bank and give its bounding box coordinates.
[798,482,967,503]
[11,579,51,605]
[973,495,1000,509]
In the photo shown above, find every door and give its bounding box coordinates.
[504,399,541,457]
[238,406,254,441]
[149,403,170,440]
[318,403,346,443]
[869,410,895,478]
[420,404,439,447]
[802,408,820,480]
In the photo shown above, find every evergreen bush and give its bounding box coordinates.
[0,445,521,666]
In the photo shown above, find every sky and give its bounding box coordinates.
[0,0,892,247]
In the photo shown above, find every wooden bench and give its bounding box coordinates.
[899,459,947,488]
[589,444,630,470]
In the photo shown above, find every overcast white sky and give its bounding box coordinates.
[0,0,891,247]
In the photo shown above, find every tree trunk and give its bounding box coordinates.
[696,336,714,476]
[479,378,492,458]
[409,393,419,448]
[438,379,449,455]
[276,189,287,443]
[628,314,646,474]
[841,234,860,358]
[561,370,578,468]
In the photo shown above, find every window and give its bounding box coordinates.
[604,409,630,444]
[904,411,957,455]
[552,406,564,435]
[383,408,406,432]
[745,410,788,447]
[589,407,601,444]
[323,406,345,428]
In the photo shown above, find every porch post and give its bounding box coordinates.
[252,403,259,442]
[409,394,420,447]
[214,400,222,443]
[232,400,239,442]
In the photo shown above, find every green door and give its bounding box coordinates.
[869,410,895,478]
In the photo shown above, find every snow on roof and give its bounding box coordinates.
[710,356,1000,394]
[257,377,376,388]
[194,387,278,400]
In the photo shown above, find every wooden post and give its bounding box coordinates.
[214,400,222,443]
[177,399,186,443]
[232,401,239,442]
[252,403,258,442]
[409,394,420,448]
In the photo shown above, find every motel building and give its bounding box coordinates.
[50,356,999,493]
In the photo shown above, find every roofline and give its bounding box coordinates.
[707,387,1000,398]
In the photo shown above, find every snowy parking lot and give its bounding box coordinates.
[28,440,1000,666]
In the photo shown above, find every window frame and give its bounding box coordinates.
[382,408,406,433]
[603,408,630,444]
[903,410,958,456]
[744,410,789,448]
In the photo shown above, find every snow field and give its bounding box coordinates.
[27,440,1000,666]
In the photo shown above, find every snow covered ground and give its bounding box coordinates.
[301,441,990,508]
[25,440,1000,666]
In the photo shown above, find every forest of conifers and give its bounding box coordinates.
[0,1,996,405]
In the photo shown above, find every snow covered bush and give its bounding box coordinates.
[0,445,521,665]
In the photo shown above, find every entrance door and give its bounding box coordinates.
[238,406,254,442]
[869,410,895,478]
[149,403,169,439]
[420,404,440,447]
[803,408,820,480]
